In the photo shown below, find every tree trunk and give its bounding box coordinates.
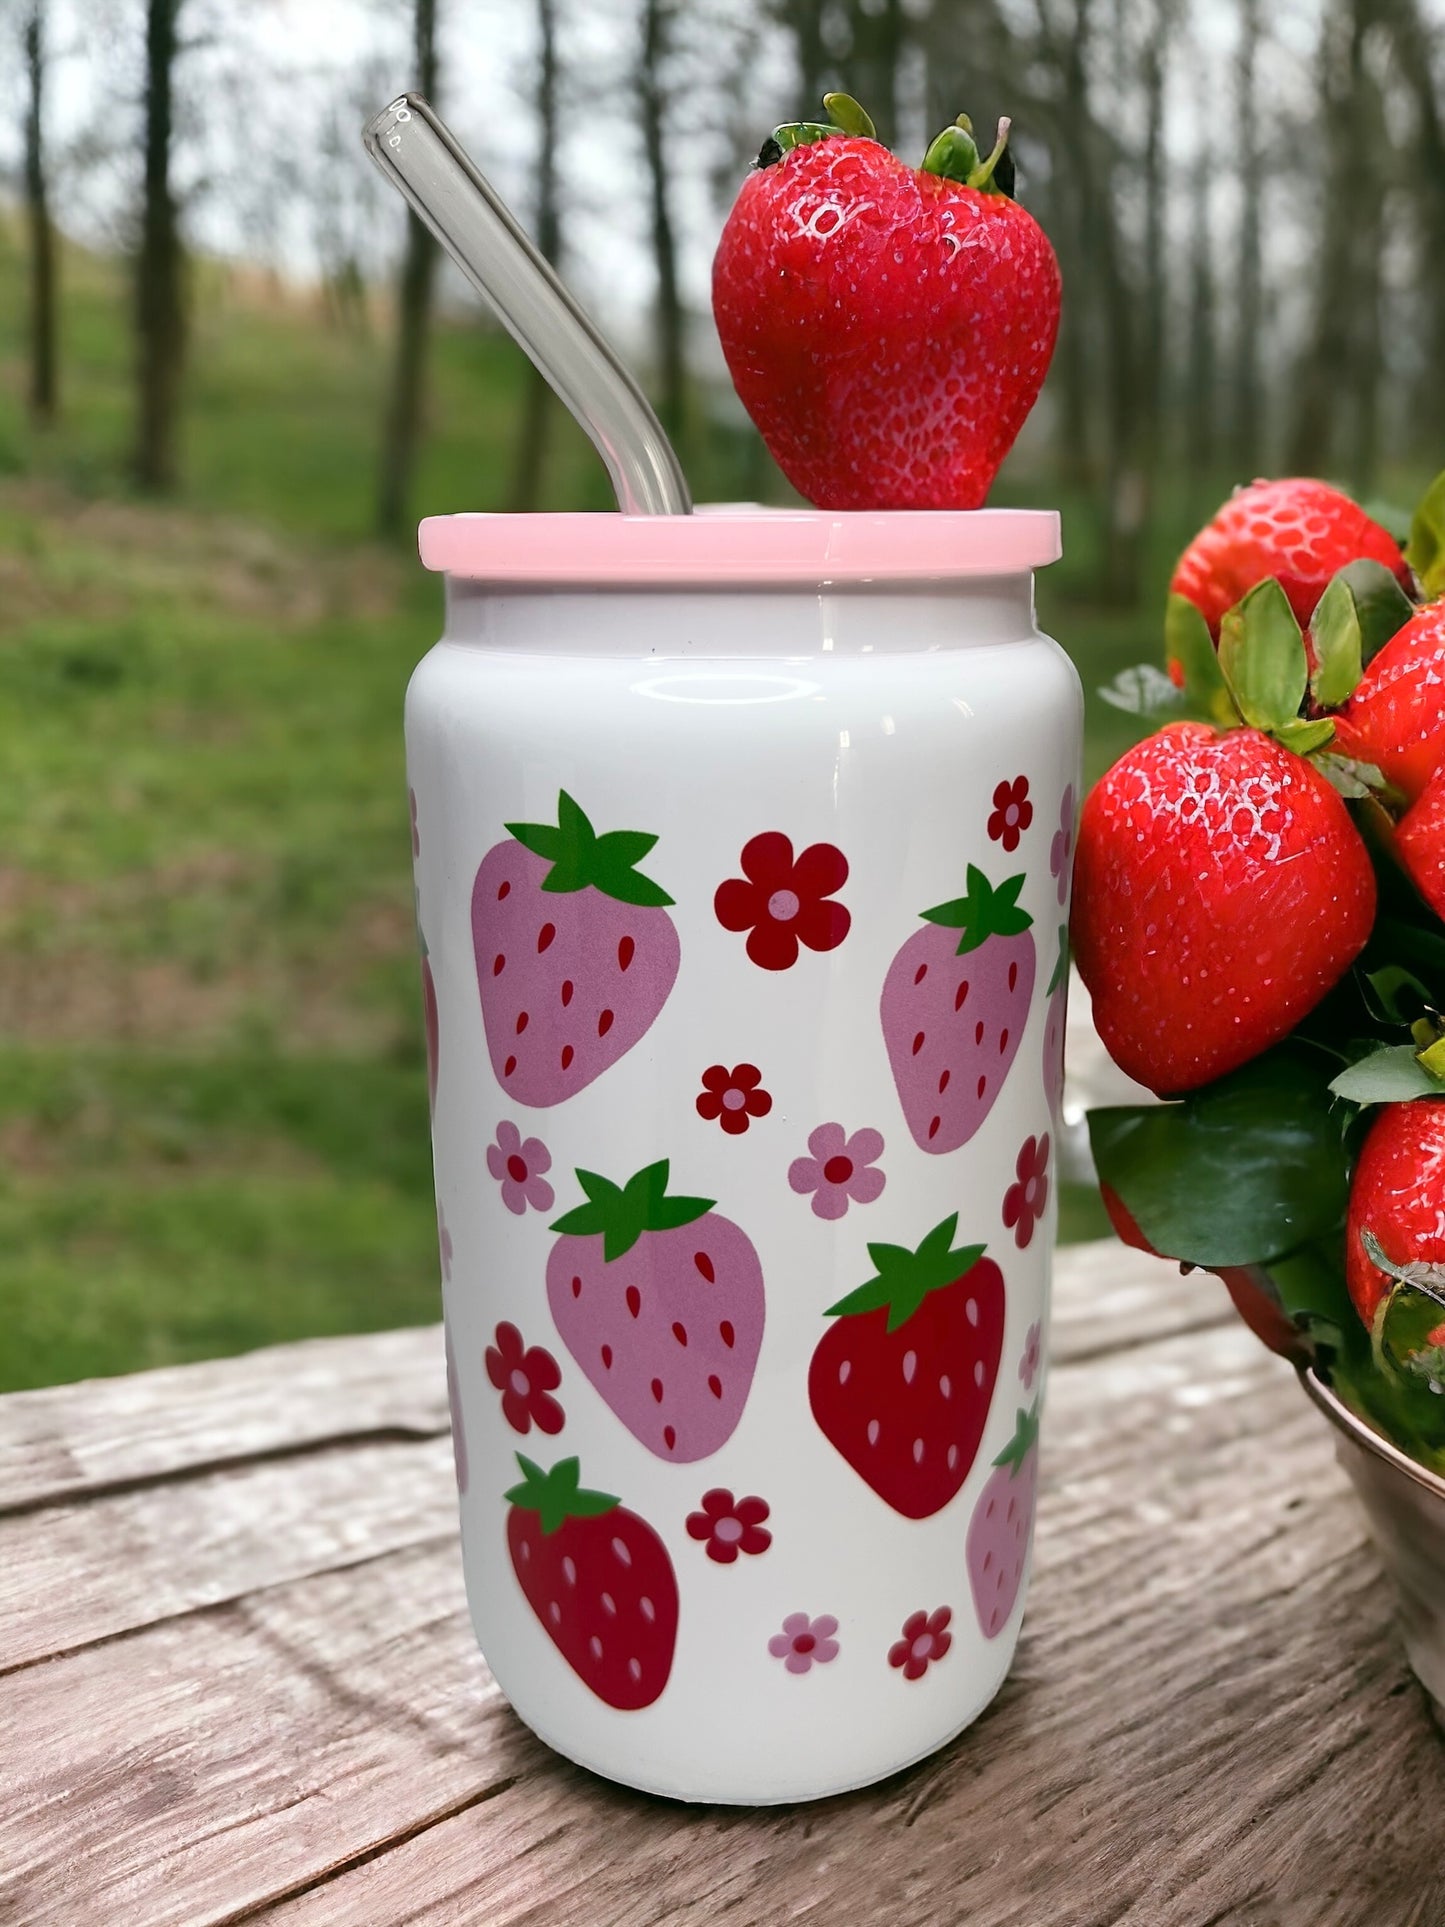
[133,0,184,491]
[376,0,441,538]
[843,0,905,146]
[1378,0,1445,457]
[637,0,686,440]
[1184,161,1216,468]
[1136,2,1170,484]
[508,0,562,512]
[783,0,831,113]
[1229,0,1264,474]
[23,4,58,426]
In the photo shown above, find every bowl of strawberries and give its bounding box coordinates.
[1073,471,1445,1716]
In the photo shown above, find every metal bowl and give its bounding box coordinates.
[1301,1366,1445,1718]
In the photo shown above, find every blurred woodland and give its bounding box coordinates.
[2,0,1443,1386]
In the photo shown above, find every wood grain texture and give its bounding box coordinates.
[2,1241,1436,1927]
[0,1325,449,1514]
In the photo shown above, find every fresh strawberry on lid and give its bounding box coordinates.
[712,92,1060,510]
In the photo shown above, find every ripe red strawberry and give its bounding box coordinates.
[1396,757,1445,920]
[1170,478,1410,642]
[547,1160,764,1462]
[1344,1102,1445,1326]
[808,1215,1004,1518]
[880,865,1035,1153]
[712,97,1059,510]
[472,791,679,1108]
[504,1454,678,1711]
[1332,603,1445,803]
[1071,722,1376,1095]
[966,1401,1038,1638]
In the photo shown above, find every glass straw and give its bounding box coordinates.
[363,93,692,517]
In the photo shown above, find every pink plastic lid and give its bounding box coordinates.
[418,506,1060,585]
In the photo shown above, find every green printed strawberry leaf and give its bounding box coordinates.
[551,1159,713,1261]
[826,1214,987,1333]
[506,790,675,906]
[992,1400,1040,1473]
[1165,593,1234,725]
[504,1454,620,1534]
[1406,466,1445,600]
[1217,579,1308,734]
[1087,1043,1351,1267]
[921,866,1032,958]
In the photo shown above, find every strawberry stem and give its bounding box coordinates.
[505,790,674,907]
[550,1159,714,1261]
[825,1213,987,1335]
[921,865,1032,957]
[503,1454,620,1534]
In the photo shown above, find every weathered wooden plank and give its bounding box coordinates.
[0,1324,449,1514]
[4,1305,1435,1927]
[0,1435,458,1673]
[1047,1236,1224,1362]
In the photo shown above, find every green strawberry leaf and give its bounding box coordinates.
[506,791,674,906]
[1358,964,1433,1027]
[1087,1042,1351,1268]
[766,119,844,157]
[1406,466,1445,600]
[1217,578,1308,734]
[821,92,875,138]
[1313,752,1390,800]
[1309,574,1363,708]
[921,866,1032,957]
[1328,1044,1445,1105]
[1336,558,1415,668]
[921,121,981,183]
[1273,717,1336,756]
[1097,663,1188,719]
[826,1217,986,1334]
[503,1453,620,1534]
[1165,593,1235,725]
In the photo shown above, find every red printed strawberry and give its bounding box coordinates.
[1170,478,1410,645]
[1071,722,1376,1095]
[808,1215,1004,1518]
[1332,603,1445,804]
[1344,1101,1445,1327]
[712,93,1059,511]
[546,1161,764,1462]
[966,1401,1038,1637]
[1396,758,1445,920]
[1041,926,1068,1125]
[504,1453,678,1711]
[881,865,1035,1152]
[472,791,680,1108]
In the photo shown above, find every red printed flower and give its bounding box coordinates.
[696,1062,773,1135]
[715,832,850,971]
[1002,1134,1051,1249]
[988,776,1033,853]
[888,1606,953,1681]
[485,1321,565,1436]
[686,1488,772,1564]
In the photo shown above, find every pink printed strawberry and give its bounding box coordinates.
[1041,927,1068,1125]
[808,1215,1004,1518]
[881,865,1036,1153]
[504,1453,678,1711]
[1071,722,1376,1095]
[1170,478,1410,646]
[472,791,680,1108]
[712,93,1059,510]
[1332,603,1445,804]
[966,1401,1039,1638]
[546,1160,764,1462]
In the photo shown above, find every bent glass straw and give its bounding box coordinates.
[363,94,692,517]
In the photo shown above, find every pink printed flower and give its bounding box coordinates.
[714,832,850,971]
[1003,1134,1051,1249]
[485,1321,564,1436]
[1050,785,1076,905]
[696,1063,773,1136]
[888,1606,953,1681]
[988,776,1033,853]
[437,1207,453,1282]
[768,1612,840,1675]
[486,1121,554,1215]
[686,1488,772,1565]
[1020,1319,1043,1389]
[788,1123,886,1220]
[409,787,421,856]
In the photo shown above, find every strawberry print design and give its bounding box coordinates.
[809,1215,1005,1518]
[546,1161,765,1462]
[881,866,1036,1153]
[504,1454,678,1711]
[714,832,850,971]
[1042,928,1068,1126]
[987,777,1032,852]
[967,1402,1039,1638]
[473,791,680,1108]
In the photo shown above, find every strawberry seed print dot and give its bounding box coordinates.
[473,790,680,1107]
[505,1454,678,1710]
[546,1160,765,1462]
[881,865,1036,1154]
[714,832,850,971]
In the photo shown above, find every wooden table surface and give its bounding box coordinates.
[3,1238,1442,1927]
